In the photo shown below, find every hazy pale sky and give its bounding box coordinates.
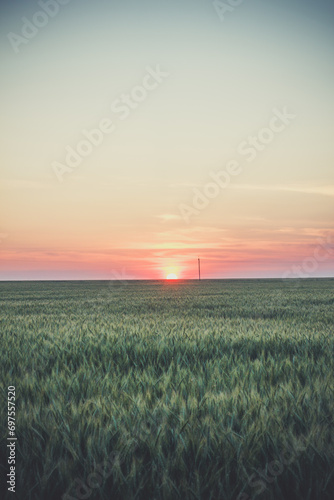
[1,0,333,280]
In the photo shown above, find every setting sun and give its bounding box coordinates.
[166,273,178,280]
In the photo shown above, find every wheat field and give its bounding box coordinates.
[0,279,333,500]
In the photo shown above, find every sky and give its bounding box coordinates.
[0,0,333,280]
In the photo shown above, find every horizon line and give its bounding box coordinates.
[0,276,333,283]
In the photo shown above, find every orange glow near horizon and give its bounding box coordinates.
[166,273,178,280]
[1,237,334,280]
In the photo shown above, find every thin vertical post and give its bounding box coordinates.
[198,258,201,280]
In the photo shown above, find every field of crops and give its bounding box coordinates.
[0,278,333,500]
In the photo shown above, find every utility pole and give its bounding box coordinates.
[198,258,201,280]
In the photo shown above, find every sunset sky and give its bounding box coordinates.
[1,0,333,280]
